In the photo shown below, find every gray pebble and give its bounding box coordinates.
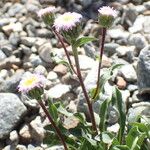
[0,93,27,139]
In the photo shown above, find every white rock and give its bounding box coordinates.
[120,90,130,103]
[19,125,32,142]
[72,55,96,70]
[47,71,58,81]
[84,62,98,91]
[0,93,27,139]
[38,42,53,63]
[2,22,23,35]
[128,33,148,50]
[129,15,145,33]
[0,18,17,27]
[144,1,150,9]
[116,46,135,57]
[30,116,45,143]
[47,84,70,99]
[16,145,27,150]
[134,5,146,13]
[107,123,120,133]
[21,37,37,47]
[119,64,137,82]
[34,65,47,75]
[0,69,8,79]
[107,27,130,39]
[9,130,19,145]
[143,16,150,33]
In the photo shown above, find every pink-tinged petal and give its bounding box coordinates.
[54,12,82,32]
[37,6,56,18]
[18,72,46,94]
[98,6,117,18]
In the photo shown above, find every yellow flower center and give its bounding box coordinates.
[63,15,74,22]
[23,77,38,87]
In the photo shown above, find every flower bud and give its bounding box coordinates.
[28,87,44,100]
[38,6,56,26]
[98,6,117,28]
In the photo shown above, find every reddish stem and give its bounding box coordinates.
[72,46,98,135]
[38,100,68,150]
[93,28,106,99]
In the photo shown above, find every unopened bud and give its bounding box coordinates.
[38,6,56,26]
[98,6,117,28]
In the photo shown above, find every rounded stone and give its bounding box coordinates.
[116,76,127,90]
[137,46,150,94]
[0,93,27,139]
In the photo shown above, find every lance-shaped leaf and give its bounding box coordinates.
[112,87,126,144]
[73,36,97,48]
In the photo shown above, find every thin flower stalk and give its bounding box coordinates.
[53,11,98,134]
[93,28,106,99]
[93,6,117,99]
[72,45,98,135]
[18,73,68,150]
[38,100,68,150]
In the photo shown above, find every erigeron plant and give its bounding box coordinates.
[18,6,150,150]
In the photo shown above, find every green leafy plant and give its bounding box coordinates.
[17,5,150,150]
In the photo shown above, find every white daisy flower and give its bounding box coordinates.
[54,12,82,32]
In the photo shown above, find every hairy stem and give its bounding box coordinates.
[72,46,98,135]
[38,100,68,150]
[52,28,77,75]
[93,28,106,99]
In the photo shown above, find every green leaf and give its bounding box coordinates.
[111,145,130,150]
[126,126,147,150]
[79,139,91,150]
[74,113,86,124]
[57,104,73,117]
[69,127,82,137]
[112,87,126,144]
[97,143,105,150]
[81,131,97,146]
[65,136,79,150]
[47,99,58,123]
[43,131,60,146]
[110,64,124,75]
[90,87,100,100]
[44,123,68,135]
[111,137,120,146]
[79,137,97,150]
[99,99,110,133]
[130,122,149,135]
[91,63,123,101]
[73,36,97,48]
[92,69,112,101]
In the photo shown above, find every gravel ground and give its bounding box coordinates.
[0,0,150,149]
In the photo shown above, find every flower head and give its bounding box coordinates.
[98,6,117,28]
[98,6,117,17]
[54,12,82,32]
[54,12,82,43]
[38,6,56,25]
[18,72,46,100]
